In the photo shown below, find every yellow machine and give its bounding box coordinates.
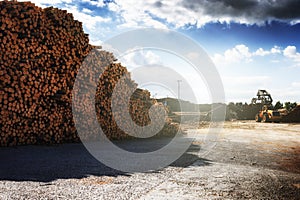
[255,105,281,123]
[252,90,282,123]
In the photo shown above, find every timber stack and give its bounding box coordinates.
[0,1,179,146]
[281,105,300,123]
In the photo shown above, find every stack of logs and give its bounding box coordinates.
[281,105,300,123]
[0,1,179,146]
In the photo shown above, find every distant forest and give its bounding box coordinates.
[157,97,298,120]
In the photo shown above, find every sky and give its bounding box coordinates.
[18,0,300,104]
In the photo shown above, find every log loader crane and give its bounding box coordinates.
[252,90,281,123]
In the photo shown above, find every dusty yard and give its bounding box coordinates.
[0,121,299,199]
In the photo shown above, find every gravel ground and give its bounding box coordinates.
[0,121,299,199]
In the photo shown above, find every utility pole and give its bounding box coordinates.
[177,80,182,100]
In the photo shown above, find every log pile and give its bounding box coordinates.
[94,63,178,140]
[281,105,300,123]
[0,1,179,146]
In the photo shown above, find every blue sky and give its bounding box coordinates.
[20,0,300,103]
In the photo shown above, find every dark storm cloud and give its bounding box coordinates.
[154,1,163,8]
[181,0,300,23]
[267,1,300,19]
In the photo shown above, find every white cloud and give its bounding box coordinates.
[213,44,252,65]
[60,5,111,31]
[291,20,300,25]
[211,45,298,66]
[283,46,300,67]
[283,46,300,63]
[90,39,103,46]
[228,44,252,61]
[82,8,93,14]
[108,0,171,29]
[284,46,297,57]
[271,46,281,54]
[120,49,162,68]
[253,46,281,56]
[81,0,105,8]
[254,48,271,56]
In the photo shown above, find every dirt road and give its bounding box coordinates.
[0,121,299,199]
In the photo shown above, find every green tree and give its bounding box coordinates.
[285,102,291,111]
[274,101,283,110]
[284,102,297,111]
[291,102,298,110]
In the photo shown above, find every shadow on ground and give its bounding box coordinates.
[0,137,210,182]
[171,143,211,168]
